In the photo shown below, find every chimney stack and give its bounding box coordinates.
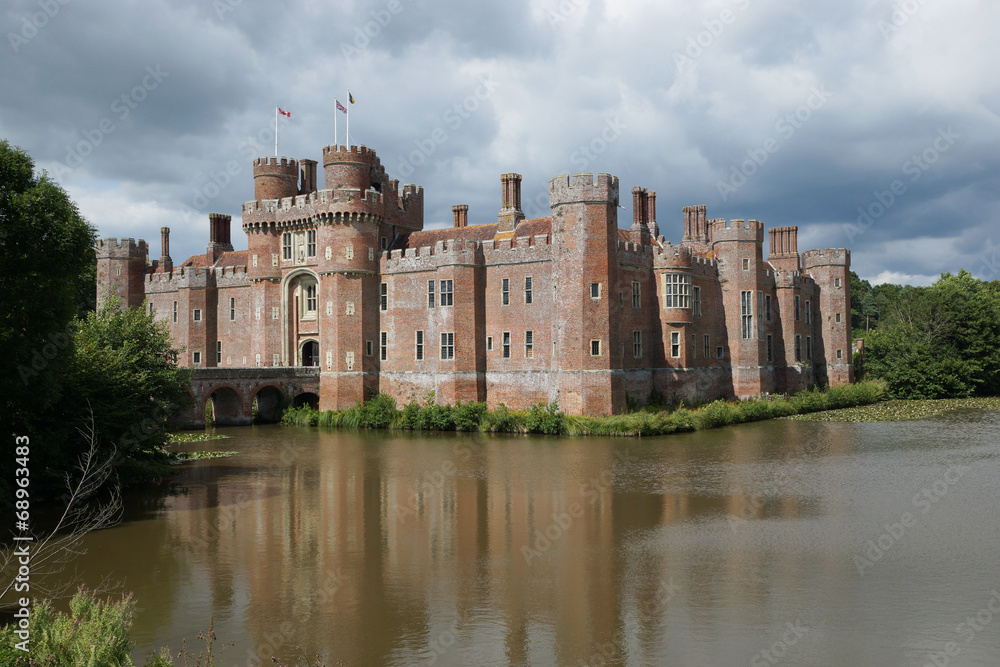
[207,213,234,262]
[452,204,469,228]
[159,226,172,273]
[497,173,525,232]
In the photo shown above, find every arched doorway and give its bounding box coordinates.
[301,340,319,367]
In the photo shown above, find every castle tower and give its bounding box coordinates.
[95,238,148,310]
[498,173,524,232]
[550,172,623,415]
[253,156,299,201]
[801,249,853,386]
[711,217,768,396]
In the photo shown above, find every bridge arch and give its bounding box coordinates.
[252,385,285,423]
[206,385,246,426]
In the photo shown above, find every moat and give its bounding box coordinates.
[63,411,1000,665]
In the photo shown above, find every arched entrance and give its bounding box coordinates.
[301,340,319,367]
[207,387,245,426]
[252,385,284,423]
[293,392,319,409]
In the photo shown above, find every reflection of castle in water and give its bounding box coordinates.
[163,427,839,664]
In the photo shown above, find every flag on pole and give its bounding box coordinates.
[348,91,355,104]
[278,107,291,117]
[336,100,347,114]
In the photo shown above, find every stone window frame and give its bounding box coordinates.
[524,330,534,358]
[704,334,710,358]
[427,280,435,308]
[415,330,424,361]
[193,309,202,322]
[632,281,641,309]
[693,286,701,317]
[524,276,533,305]
[633,330,642,359]
[716,345,724,359]
[302,281,318,319]
[591,339,602,356]
[440,279,454,307]
[282,232,292,260]
[380,282,388,312]
[486,336,493,352]
[671,331,680,358]
[590,282,601,300]
[216,341,222,364]
[172,301,178,323]
[766,334,773,363]
[795,334,802,362]
[805,300,811,325]
[502,332,511,358]
[440,332,455,360]
[765,295,772,322]
[502,278,510,306]
[193,351,201,364]
[366,340,374,357]
[380,331,388,361]
[664,273,691,309]
[230,297,236,321]
[307,229,317,257]
[740,290,753,340]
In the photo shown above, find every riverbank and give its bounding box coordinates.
[789,395,1000,422]
[280,380,889,437]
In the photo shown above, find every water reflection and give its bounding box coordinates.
[58,413,1000,666]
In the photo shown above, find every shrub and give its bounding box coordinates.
[360,392,397,429]
[453,401,488,431]
[525,401,567,435]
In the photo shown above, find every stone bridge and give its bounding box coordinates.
[184,367,321,427]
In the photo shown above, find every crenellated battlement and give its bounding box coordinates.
[382,238,481,274]
[801,248,851,269]
[321,144,383,169]
[144,262,249,291]
[96,238,148,258]
[549,173,619,208]
[253,156,299,171]
[242,186,386,230]
[710,217,765,244]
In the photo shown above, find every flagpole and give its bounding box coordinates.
[346,90,350,147]
[274,105,278,157]
[334,99,338,148]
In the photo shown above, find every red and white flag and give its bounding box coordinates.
[278,107,291,117]
[336,99,347,114]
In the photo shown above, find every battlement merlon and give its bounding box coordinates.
[801,248,851,269]
[710,218,765,243]
[548,173,620,208]
[96,237,149,258]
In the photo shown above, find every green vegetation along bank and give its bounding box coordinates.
[280,381,889,437]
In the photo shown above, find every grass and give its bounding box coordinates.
[281,380,893,437]
[167,433,230,443]
[789,395,1000,422]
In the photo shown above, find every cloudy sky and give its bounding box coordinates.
[3,0,998,285]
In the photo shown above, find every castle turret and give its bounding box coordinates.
[801,248,853,386]
[253,157,299,201]
[95,238,148,310]
[550,172,623,415]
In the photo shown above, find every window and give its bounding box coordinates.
[307,230,316,257]
[148,303,154,316]
[765,295,772,322]
[836,313,842,323]
[632,282,641,308]
[704,334,710,358]
[273,354,280,366]
[525,330,534,358]
[664,274,691,308]
[766,334,773,363]
[380,331,387,361]
[671,332,680,358]
[502,278,510,305]
[795,295,800,321]
[795,334,802,362]
[835,277,842,288]
[741,290,753,339]
[380,283,388,311]
[693,286,701,317]
[758,292,764,340]
[304,284,317,314]
[619,291,623,307]
[415,330,424,360]
[525,277,533,304]
[255,353,261,366]
[172,301,178,323]
[742,258,750,271]
[193,309,202,322]
[345,302,355,315]
[692,334,697,359]
[837,349,843,360]
[805,300,811,324]
[230,297,236,321]
[369,248,374,261]
[440,280,453,306]
[216,341,222,364]
[633,331,643,358]
[193,351,201,364]
[486,336,493,351]
[591,282,601,299]
[282,232,292,260]
[440,332,454,360]
[502,332,510,358]
[591,339,601,356]
[381,236,388,250]
[366,340,373,356]
[717,346,724,359]
[427,280,435,308]
[806,336,812,360]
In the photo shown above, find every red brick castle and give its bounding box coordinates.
[96,143,852,416]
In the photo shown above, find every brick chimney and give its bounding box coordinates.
[497,173,524,232]
[299,159,318,194]
[452,204,469,228]
[159,226,172,273]
[767,225,800,272]
[207,213,234,263]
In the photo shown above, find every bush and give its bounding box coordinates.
[525,401,567,435]
[360,392,397,429]
[453,401,488,431]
